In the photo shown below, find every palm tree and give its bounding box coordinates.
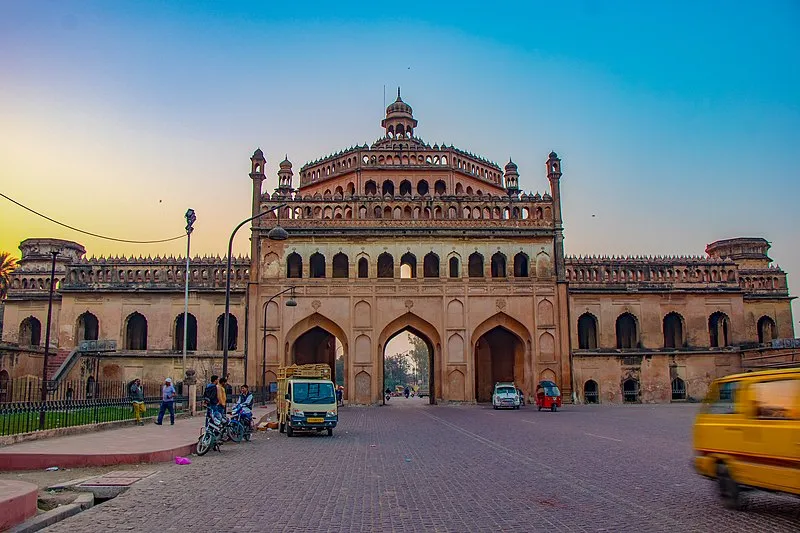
[0,252,19,299]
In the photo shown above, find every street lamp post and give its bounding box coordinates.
[39,251,58,430]
[222,203,288,380]
[261,286,297,404]
[181,208,196,381]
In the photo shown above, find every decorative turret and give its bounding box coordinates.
[249,147,266,218]
[276,155,294,194]
[504,159,520,195]
[546,151,562,180]
[381,87,418,139]
[546,151,565,282]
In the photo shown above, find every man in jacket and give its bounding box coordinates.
[156,377,176,425]
[129,378,145,426]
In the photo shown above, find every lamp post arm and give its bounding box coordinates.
[261,285,297,404]
[222,203,287,379]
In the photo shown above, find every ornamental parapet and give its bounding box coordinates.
[58,256,250,291]
[298,140,504,190]
[257,194,554,229]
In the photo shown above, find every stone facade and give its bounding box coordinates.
[1,93,795,404]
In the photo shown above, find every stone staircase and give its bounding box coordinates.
[46,347,81,386]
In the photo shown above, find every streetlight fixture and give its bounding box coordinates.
[222,203,288,380]
[181,208,196,381]
[261,286,297,404]
[39,250,58,430]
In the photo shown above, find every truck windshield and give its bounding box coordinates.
[292,382,335,404]
[496,387,516,395]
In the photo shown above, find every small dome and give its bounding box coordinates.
[505,159,518,172]
[386,88,412,116]
[548,151,558,159]
[252,148,264,159]
[279,155,292,169]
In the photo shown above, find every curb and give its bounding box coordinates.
[8,503,82,533]
[0,441,197,471]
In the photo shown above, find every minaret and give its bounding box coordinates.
[276,155,294,196]
[504,159,520,196]
[249,148,266,219]
[546,151,565,282]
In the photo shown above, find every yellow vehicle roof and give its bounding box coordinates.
[717,367,800,382]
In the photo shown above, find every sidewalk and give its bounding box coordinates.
[0,406,274,471]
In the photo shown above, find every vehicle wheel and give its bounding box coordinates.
[493,405,498,410]
[286,424,294,437]
[327,428,333,436]
[717,463,741,510]
[537,406,542,411]
[227,421,244,443]
[196,431,213,456]
[551,404,557,412]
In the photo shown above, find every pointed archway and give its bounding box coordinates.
[377,313,441,405]
[471,313,531,403]
[284,313,349,391]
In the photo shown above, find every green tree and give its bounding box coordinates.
[409,335,429,388]
[0,252,19,299]
[335,354,345,387]
[384,353,411,389]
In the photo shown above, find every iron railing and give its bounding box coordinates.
[0,379,188,436]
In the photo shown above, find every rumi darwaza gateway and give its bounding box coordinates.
[1,92,796,404]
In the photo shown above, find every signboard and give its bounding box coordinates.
[771,338,800,349]
[78,339,118,353]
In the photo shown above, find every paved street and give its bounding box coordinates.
[47,401,799,532]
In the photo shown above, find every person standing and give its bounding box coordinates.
[217,377,228,414]
[129,378,145,426]
[336,386,343,407]
[156,377,176,425]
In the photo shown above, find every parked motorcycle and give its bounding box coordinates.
[197,409,232,455]
[228,403,252,442]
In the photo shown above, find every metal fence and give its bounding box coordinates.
[0,378,188,436]
[193,382,276,409]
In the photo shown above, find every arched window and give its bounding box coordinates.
[125,312,148,350]
[757,316,777,344]
[76,312,99,341]
[399,180,412,196]
[490,252,506,278]
[216,314,238,351]
[708,312,730,347]
[417,180,429,196]
[449,257,460,278]
[400,252,416,279]
[365,180,377,195]
[623,378,640,403]
[382,180,395,196]
[19,317,42,346]
[310,253,326,278]
[377,253,394,278]
[357,257,369,278]
[615,313,638,349]
[332,253,349,278]
[423,253,439,278]
[578,313,598,349]
[286,253,302,278]
[468,253,484,278]
[671,377,687,401]
[584,380,599,404]
[663,312,684,348]
[174,313,197,351]
[434,180,446,195]
[513,253,529,277]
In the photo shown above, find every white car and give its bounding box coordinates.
[492,382,521,410]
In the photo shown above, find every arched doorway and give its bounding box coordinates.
[0,370,10,403]
[285,314,349,396]
[584,379,599,404]
[76,312,99,342]
[377,314,441,405]
[382,328,434,406]
[472,315,529,403]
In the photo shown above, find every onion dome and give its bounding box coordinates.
[252,148,264,159]
[505,159,518,172]
[279,155,292,169]
[386,88,413,116]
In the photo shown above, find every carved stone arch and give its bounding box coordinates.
[446,299,464,328]
[537,299,555,326]
[447,332,465,363]
[470,312,532,348]
[540,368,557,384]
[538,331,556,362]
[447,369,466,401]
[284,312,349,367]
[354,300,371,328]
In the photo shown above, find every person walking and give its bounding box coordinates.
[156,377,176,425]
[129,378,145,426]
[336,386,343,407]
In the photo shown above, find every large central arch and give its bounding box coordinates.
[471,313,531,402]
[377,313,441,405]
[284,313,349,387]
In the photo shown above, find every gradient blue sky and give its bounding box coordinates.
[1,1,798,324]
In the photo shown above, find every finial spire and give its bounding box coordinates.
[397,86,401,99]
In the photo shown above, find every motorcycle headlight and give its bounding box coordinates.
[291,409,304,416]
[326,410,336,417]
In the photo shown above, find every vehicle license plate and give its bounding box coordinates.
[307,417,324,423]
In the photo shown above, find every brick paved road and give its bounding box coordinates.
[46,402,799,532]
